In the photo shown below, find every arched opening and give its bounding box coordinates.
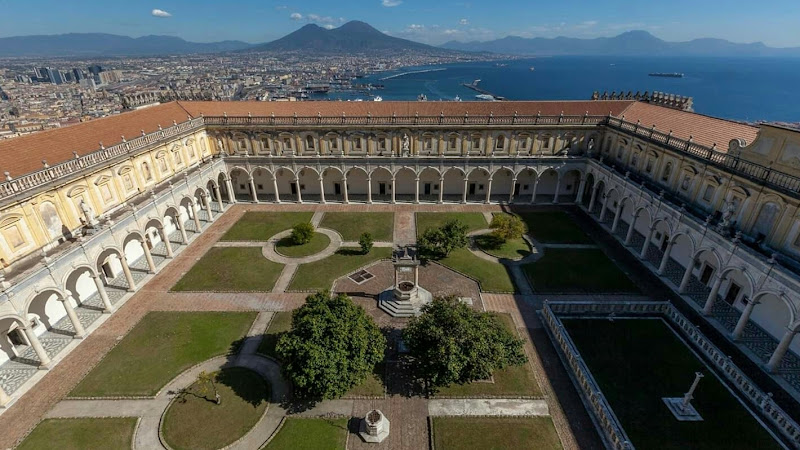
[321,168,345,203]
[591,180,606,214]
[466,168,490,202]
[559,170,582,203]
[96,247,134,293]
[418,168,441,202]
[718,267,753,310]
[515,169,537,204]
[26,289,68,337]
[491,168,514,203]
[179,197,200,234]
[65,266,104,312]
[229,168,252,202]
[297,167,321,203]
[305,135,315,152]
[750,292,800,356]
[370,167,393,203]
[216,173,230,204]
[535,169,559,203]
[163,206,186,245]
[394,168,416,202]
[600,188,621,226]
[252,168,275,203]
[274,168,297,202]
[642,218,671,267]
[0,316,28,368]
[144,218,169,261]
[122,232,151,275]
[345,168,369,203]
[442,168,465,203]
[582,173,595,207]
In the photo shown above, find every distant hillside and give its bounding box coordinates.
[441,30,800,57]
[0,33,251,57]
[245,21,451,54]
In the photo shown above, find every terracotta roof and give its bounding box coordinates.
[617,102,759,150]
[0,99,762,179]
[176,100,634,118]
[0,102,192,177]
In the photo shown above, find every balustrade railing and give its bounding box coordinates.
[0,118,205,202]
[202,113,607,127]
[545,301,800,447]
[605,117,800,196]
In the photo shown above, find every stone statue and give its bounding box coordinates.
[79,199,98,227]
[719,200,737,229]
[402,134,410,154]
[216,138,226,155]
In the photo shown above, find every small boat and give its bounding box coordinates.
[529,66,535,71]
[373,95,383,102]
[454,95,462,101]
[649,72,684,78]
[475,94,495,101]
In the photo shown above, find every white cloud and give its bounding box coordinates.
[408,24,424,30]
[459,18,469,26]
[151,9,171,18]
[323,24,335,30]
[382,0,403,7]
[290,12,303,20]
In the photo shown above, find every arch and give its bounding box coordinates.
[217,173,230,203]
[251,167,275,202]
[229,167,252,202]
[492,167,515,202]
[692,247,723,274]
[0,314,29,363]
[581,172,595,207]
[24,287,67,323]
[418,167,441,202]
[668,232,696,268]
[296,167,321,202]
[274,167,297,202]
[442,167,466,202]
[558,169,582,203]
[718,266,756,303]
[345,167,369,202]
[535,168,559,203]
[370,167,393,202]
[321,167,345,202]
[466,167,491,202]
[394,167,417,200]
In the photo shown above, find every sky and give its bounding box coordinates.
[1,0,799,47]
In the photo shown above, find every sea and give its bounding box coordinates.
[311,56,800,122]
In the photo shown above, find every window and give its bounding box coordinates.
[617,148,624,159]
[424,137,433,150]
[645,159,654,173]
[631,154,638,167]
[496,135,506,150]
[354,138,362,150]
[449,136,457,150]
[239,139,247,150]
[157,157,168,173]
[702,185,715,201]
[174,151,182,165]
[187,145,195,158]
[543,138,550,149]
[282,137,292,150]
[306,135,315,150]
[378,137,387,150]
[681,175,691,191]
[519,137,528,149]
[261,138,270,150]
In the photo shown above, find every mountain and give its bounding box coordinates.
[245,21,449,54]
[441,30,800,57]
[0,33,251,57]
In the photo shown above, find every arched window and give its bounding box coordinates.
[306,135,315,150]
[173,150,182,165]
[142,162,153,181]
[661,162,672,181]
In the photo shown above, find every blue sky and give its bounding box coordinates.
[1,0,799,46]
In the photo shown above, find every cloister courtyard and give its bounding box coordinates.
[0,203,794,449]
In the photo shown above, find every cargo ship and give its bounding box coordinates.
[649,72,684,78]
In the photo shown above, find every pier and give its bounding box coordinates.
[461,79,505,100]
[380,68,446,81]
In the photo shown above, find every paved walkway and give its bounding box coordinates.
[261,227,343,265]
[394,211,416,247]
[428,398,549,416]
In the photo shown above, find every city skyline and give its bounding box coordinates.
[1,0,799,47]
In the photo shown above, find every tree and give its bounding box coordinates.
[359,232,374,254]
[276,291,385,401]
[417,219,469,259]
[290,222,314,245]
[490,214,525,241]
[402,296,527,393]
[196,371,221,405]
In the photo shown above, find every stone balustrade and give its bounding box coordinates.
[544,301,800,447]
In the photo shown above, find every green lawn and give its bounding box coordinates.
[320,212,394,241]
[263,418,348,450]
[474,234,531,261]
[523,248,637,293]
[288,247,393,291]
[435,314,540,397]
[163,368,270,450]
[275,232,331,258]
[17,418,137,450]
[257,311,292,359]
[518,211,592,244]
[222,212,314,241]
[432,417,562,450]
[437,247,516,293]
[70,312,256,397]
[172,247,284,292]
[416,212,488,237]
[564,319,782,450]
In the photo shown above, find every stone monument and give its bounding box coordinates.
[662,371,704,421]
[378,246,432,317]
[402,134,410,156]
[359,409,390,443]
[79,199,99,234]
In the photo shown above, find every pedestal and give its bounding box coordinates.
[359,409,390,443]
[662,397,703,421]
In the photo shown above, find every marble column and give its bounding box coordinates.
[160,227,174,258]
[624,213,638,246]
[658,241,674,274]
[599,196,609,222]
[176,217,189,244]
[575,176,587,204]
[343,177,350,204]
[120,256,137,292]
[272,177,281,203]
[553,176,562,204]
[295,179,303,203]
[462,178,468,204]
[214,185,224,211]
[0,384,10,407]
[438,178,445,204]
[191,202,202,231]
[23,327,51,369]
[530,179,539,204]
[248,178,259,203]
[203,194,213,220]
[611,205,623,233]
[142,240,157,273]
[703,275,724,315]
[732,298,760,340]
[318,177,326,204]
[484,178,493,204]
[767,327,797,373]
[678,261,694,293]
[225,178,236,203]
[509,178,517,203]
[640,227,655,259]
[60,295,85,338]
[366,177,373,204]
[414,177,420,204]
[92,274,114,313]
[391,177,397,204]
[588,186,599,212]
